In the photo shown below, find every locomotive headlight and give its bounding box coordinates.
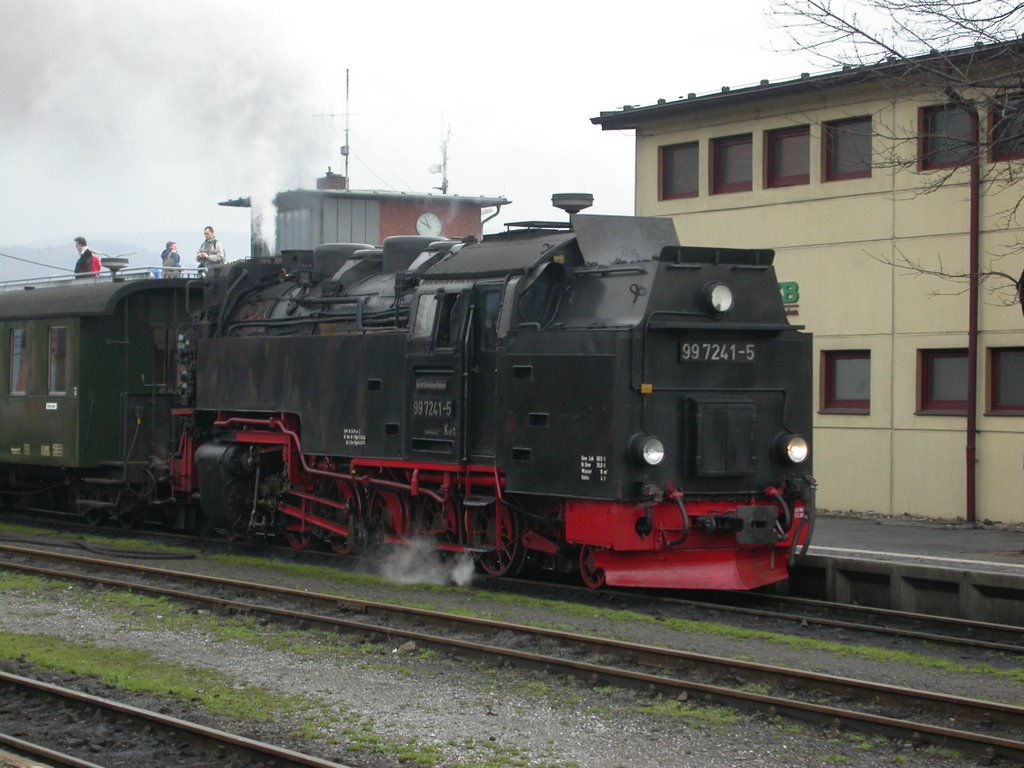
[702,281,734,314]
[628,433,665,466]
[775,433,809,464]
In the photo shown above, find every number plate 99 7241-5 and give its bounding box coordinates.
[679,342,756,363]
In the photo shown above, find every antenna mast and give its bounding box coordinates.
[341,69,350,181]
[432,126,450,194]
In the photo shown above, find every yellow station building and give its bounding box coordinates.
[593,43,1024,524]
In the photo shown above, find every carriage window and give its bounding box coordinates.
[411,294,438,339]
[48,326,67,395]
[9,328,27,395]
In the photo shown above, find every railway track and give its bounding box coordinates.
[2,542,1023,764]
[685,590,1024,650]
[6,517,1022,655]
[486,575,1024,654]
[0,670,355,768]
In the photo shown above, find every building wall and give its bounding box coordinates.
[630,84,1024,523]
[276,195,488,252]
[378,199,486,241]
[320,199,380,246]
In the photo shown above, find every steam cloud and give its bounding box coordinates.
[377,537,476,587]
[0,1,329,248]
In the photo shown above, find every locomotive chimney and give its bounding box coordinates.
[551,192,593,215]
[317,167,348,191]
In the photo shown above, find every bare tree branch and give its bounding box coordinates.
[771,0,1024,315]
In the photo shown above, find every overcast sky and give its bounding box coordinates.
[0,0,821,267]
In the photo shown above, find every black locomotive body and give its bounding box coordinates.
[181,213,814,589]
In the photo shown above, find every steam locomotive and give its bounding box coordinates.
[0,208,814,590]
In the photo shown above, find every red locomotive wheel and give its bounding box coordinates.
[477,503,524,578]
[322,479,361,556]
[284,525,313,550]
[579,546,607,589]
[329,536,353,556]
[368,490,410,539]
[117,506,141,530]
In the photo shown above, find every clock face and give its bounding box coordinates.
[415,212,443,236]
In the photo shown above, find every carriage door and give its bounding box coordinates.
[467,283,502,462]
[406,288,468,462]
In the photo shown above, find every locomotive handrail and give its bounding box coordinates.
[664,262,773,272]
[646,319,798,331]
[574,266,649,277]
[211,415,447,505]
[0,267,202,292]
[459,303,475,463]
[645,308,797,331]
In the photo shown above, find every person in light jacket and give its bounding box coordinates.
[196,226,224,266]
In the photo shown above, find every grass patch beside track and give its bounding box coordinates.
[0,631,312,722]
[0,521,196,557]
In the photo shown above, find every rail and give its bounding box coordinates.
[0,267,202,292]
[4,545,1024,764]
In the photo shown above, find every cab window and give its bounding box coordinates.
[411,294,438,340]
[434,293,464,348]
[478,289,501,351]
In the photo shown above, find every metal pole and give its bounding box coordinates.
[966,108,980,525]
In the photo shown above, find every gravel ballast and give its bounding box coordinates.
[0,539,1016,768]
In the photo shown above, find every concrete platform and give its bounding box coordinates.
[787,515,1024,626]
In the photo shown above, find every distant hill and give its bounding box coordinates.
[0,231,250,283]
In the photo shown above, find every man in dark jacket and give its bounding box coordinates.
[73,236,100,277]
[160,241,181,276]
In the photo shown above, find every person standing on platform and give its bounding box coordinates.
[160,241,180,276]
[73,236,101,277]
[195,226,224,267]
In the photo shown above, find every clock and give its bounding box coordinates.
[415,212,443,236]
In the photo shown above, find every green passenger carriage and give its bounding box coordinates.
[0,275,195,524]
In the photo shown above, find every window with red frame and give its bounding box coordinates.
[824,116,872,180]
[989,347,1024,413]
[821,350,870,413]
[712,134,752,194]
[992,94,1024,160]
[660,142,699,199]
[920,104,973,169]
[766,126,809,187]
[919,349,967,414]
